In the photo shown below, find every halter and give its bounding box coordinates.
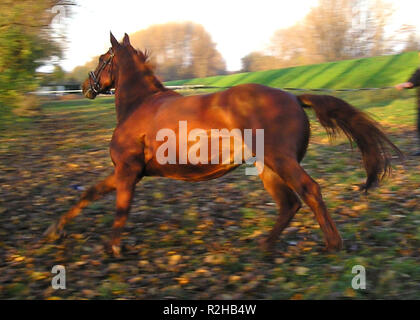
[88,48,115,94]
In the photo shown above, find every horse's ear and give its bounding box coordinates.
[123,33,131,46]
[110,32,119,48]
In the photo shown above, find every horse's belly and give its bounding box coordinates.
[144,161,240,181]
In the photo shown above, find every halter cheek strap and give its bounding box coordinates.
[88,48,114,94]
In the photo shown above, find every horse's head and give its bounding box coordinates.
[82,43,115,99]
[82,32,152,99]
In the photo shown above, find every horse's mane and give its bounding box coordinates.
[134,48,151,62]
[131,47,165,90]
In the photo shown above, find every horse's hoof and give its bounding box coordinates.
[325,240,343,252]
[43,221,62,241]
[105,241,122,258]
[358,181,378,194]
[112,245,122,258]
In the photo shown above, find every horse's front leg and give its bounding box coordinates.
[109,161,144,257]
[44,172,116,240]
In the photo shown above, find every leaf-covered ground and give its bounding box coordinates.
[0,90,419,299]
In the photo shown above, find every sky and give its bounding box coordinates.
[57,0,420,72]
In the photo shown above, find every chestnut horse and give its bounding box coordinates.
[45,33,401,257]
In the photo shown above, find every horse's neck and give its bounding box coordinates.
[114,66,166,123]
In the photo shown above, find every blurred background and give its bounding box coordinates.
[2,0,420,110]
[0,0,420,300]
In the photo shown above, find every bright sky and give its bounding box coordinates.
[59,0,420,72]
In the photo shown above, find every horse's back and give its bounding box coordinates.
[153,83,305,126]
[222,83,310,161]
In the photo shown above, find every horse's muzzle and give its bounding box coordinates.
[82,80,97,99]
[83,88,97,99]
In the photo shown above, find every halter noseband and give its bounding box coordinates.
[88,48,114,94]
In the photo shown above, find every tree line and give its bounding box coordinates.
[67,22,227,83]
[68,0,419,82]
[242,0,420,72]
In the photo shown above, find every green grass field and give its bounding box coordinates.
[166,51,419,90]
[1,56,420,299]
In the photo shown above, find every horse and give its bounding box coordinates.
[45,32,402,257]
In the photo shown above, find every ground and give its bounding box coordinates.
[0,89,419,299]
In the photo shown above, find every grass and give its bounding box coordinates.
[165,51,419,90]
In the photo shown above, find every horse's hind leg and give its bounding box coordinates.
[44,172,116,240]
[259,166,302,250]
[270,158,342,251]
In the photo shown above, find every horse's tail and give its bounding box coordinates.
[297,94,403,191]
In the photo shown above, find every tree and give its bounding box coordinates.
[404,32,420,52]
[129,22,226,80]
[51,65,66,83]
[367,0,393,56]
[241,52,282,72]
[269,0,394,67]
[40,65,67,86]
[398,25,420,53]
[0,0,74,109]
[270,23,319,67]
[66,56,99,83]
[304,0,353,61]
